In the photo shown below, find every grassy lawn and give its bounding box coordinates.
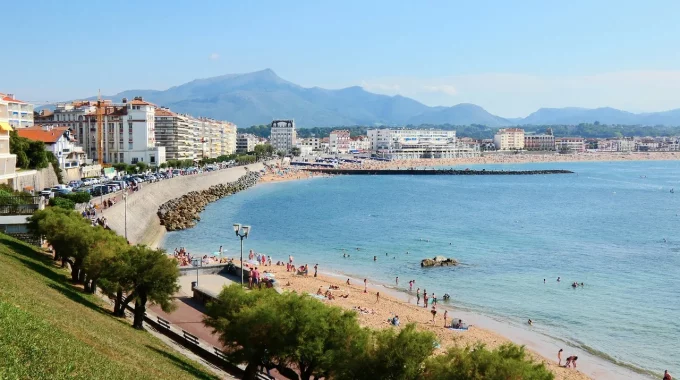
[0,233,218,380]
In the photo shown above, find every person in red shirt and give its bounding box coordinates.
[664,370,672,380]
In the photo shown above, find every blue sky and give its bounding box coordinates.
[4,0,680,117]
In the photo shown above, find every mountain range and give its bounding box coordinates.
[83,69,680,128]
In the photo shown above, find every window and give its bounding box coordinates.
[131,157,138,164]
[129,143,133,150]
[150,156,155,163]
[120,153,124,161]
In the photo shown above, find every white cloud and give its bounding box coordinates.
[209,53,220,61]
[359,71,680,117]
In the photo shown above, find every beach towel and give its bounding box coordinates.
[447,326,469,331]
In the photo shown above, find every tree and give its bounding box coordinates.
[116,246,179,329]
[82,228,127,294]
[112,162,128,173]
[159,162,168,169]
[422,343,554,380]
[205,285,368,380]
[136,162,148,173]
[339,324,437,380]
[290,147,301,157]
[126,164,137,173]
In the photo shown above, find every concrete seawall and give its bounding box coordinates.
[103,163,264,247]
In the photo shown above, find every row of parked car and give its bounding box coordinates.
[38,164,230,199]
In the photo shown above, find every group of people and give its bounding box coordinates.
[557,349,579,369]
[248,249,272,267]
[316,285,349,300]
[172,247,193,267]
[415,288,439,307]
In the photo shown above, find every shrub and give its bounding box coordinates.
[58,192,91,204]
[49,197,75,210]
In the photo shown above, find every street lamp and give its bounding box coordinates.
[233,223,251,285]
[122,190,128,240]
[191,257,202,288]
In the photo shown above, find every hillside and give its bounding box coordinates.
[0,234,217,380]
[58,69,680,127]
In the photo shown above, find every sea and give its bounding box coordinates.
[163,160,680,379]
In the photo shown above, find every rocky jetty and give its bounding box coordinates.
[157,171,260,231]
[421,255,459,267]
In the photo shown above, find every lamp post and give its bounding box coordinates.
[191,257,202,288]
[123,190,128,240]
[233,223,251,285]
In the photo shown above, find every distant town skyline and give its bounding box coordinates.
[3,0,680,117]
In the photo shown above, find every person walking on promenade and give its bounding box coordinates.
[314,264,318,277]
[558,349,563,366]
[416,288,421,305]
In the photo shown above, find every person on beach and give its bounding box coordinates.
[395,276,398,286]
[432,293,437,305]
[364,279,367,293]
[416,288,421,305]
[558,349,563,366]
[317,286,324,296]
[248,271,254,288]
[218,245,223,255]
[304,264,309,276]
[376,292,380,303]
[268,256,272,266]
[409,280,413,291]
[528,319,533,326]
[423,295,429,308]
[431,305,437,323]
[565,356,578,368]
[443,310,448,327]
[346,278,350,285]
[314,264,318,277]
[664,370,672,380]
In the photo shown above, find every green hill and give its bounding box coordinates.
[0,234,217,380]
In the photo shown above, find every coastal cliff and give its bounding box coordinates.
[158,171,260,231]
[102,164,264,247]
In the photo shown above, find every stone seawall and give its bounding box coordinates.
[158,171,260,231]
[102,164,264,247]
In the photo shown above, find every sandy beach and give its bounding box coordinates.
[339,151,680,170]
[237,261,590,380]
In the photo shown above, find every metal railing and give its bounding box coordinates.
[0,196,42,215]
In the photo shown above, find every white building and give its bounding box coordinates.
[367,128,476,159]
[0,100,17,176]
[16,126,86,169]
[493,128,525,150]
[554,137,585,153]
[299,137,321,152]
[329,129,350,154]
[236,133,262,153]
[1,93,33,128]
[270,120,296,153]
[349,135,370,152]
[35,97,164,166]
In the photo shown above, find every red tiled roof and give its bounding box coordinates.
[130,99,154,106]
[1,95,26,104]
[17,126,70,144]
[155,109,175,117]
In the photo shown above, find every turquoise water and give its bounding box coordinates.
[164,161,680,376]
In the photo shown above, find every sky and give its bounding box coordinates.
[3,0,680,117]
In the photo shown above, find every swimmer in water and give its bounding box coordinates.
[528,319,533,326]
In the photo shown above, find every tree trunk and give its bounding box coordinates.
[71,258,82,283]
[243,362,259,380]
[78,268,86,284]
[275,364,300,380]
[89,279,97,294]
[300,363,313,380]
[132,292,147,329]
[113,288,124,316]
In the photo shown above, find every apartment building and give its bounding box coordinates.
[299,137,321,152]
[270,120,296,153]
[597,138,635,152]
[36,97,165,166]
[236,133,262,153]
[493,128,525,150]
[0,93,33,128]
[524,134,555,151]
[155,109,194,161]
[329,129,350,154]
[0,100,17,176]
[555,137,585,153]
[348,135,370,152]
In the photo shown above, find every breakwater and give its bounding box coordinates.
[304,168,573,175]
[157,171,261,231]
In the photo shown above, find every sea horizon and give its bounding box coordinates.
[163,160,679,379]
